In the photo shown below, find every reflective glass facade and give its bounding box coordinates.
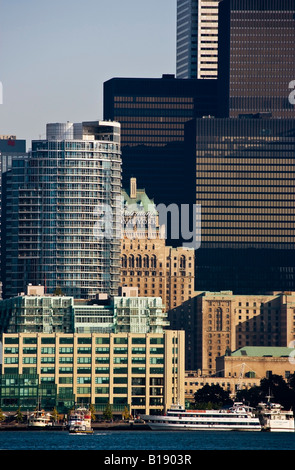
[103,75,218,227]
[185,116,295,293]
[3,121,122,300]
[218,0,295,118]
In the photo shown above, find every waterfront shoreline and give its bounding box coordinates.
[0,422,150,432]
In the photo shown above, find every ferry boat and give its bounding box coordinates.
[28,409,52,428]
[257,398,295,432]
[141,402,262,431]
[68,407,93,434]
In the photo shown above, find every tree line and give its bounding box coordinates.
[192,373,295,411]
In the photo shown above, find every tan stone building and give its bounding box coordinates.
[185,346,295,402]
[216,347,295,383]
[168,291,295,375]
[121,178,195,312]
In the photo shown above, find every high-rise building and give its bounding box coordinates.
[0,136,28,298]
[103,75,219,148]
[218,0,295,118]
[176,0,220,79]
[103,75,218,230]
[185,116,295,294]
[3,121,122,299]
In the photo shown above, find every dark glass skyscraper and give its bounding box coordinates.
[218,0,295,118]
[103,75,218,224]
[185,116,295,293]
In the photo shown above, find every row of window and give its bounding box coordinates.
[4,337,164,345]
[3,365,167,375]
[4,346,164,355]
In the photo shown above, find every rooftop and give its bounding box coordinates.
[230,347,294,358]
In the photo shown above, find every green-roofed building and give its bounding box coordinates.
[216,346,295,383]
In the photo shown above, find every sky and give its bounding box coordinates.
[0,0,176,149]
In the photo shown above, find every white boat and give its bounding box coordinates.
[68,407,93,434]
[141,402,262,431]
[28,409,52,428]
[257,398,294,432]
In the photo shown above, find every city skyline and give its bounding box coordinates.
[0,0,176,148]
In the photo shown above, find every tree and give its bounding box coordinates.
[89,404,96,422]
[235,374,295,411]
[54,287,64,296]
[122,406,130,421]
[194,384,233,409]
[260,375,295,410]
[235,385,262,407]
[51,407,60,423]
[0,409,6,423]
[15,407,23,423]
[103,403,113,421]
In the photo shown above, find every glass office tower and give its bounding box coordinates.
[103,75,218,240]
[185,116,295,293]
[218,0,295,118]
[176,0,220,79]
[3,121,122,299]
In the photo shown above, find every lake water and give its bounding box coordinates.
[0,430,294,451]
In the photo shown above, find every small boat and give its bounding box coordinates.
[28,409,52,428]
[141,402,262,431]
[68,407,93,434]
[257,397,295,432]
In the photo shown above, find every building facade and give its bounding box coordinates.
[3,121,122,300]
[114,293,168,334]
[185,116,295,294]
[121,179,196,311]
[185,345,295,401]
[218,0,295,118]
[177,0,220,79]
[1,331,185,415]
[169,290,295,375]
[0,285,74,335]
[0,285,169,336]
[0,136,28,299]
[216,346,295,383]
[103,75,218,219]
[185,370,260,402]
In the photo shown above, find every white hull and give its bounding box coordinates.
[147,423,260,431]
[142,402,262,432]
[28,421,49,428]
[68,407,93,434]
[257,400,295,432]
[262,421,294,432]
[28,410,52,428]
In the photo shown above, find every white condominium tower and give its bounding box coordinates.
[3,121,122,300]
[176,0,220,79]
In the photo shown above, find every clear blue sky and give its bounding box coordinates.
[0,0,176,148]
